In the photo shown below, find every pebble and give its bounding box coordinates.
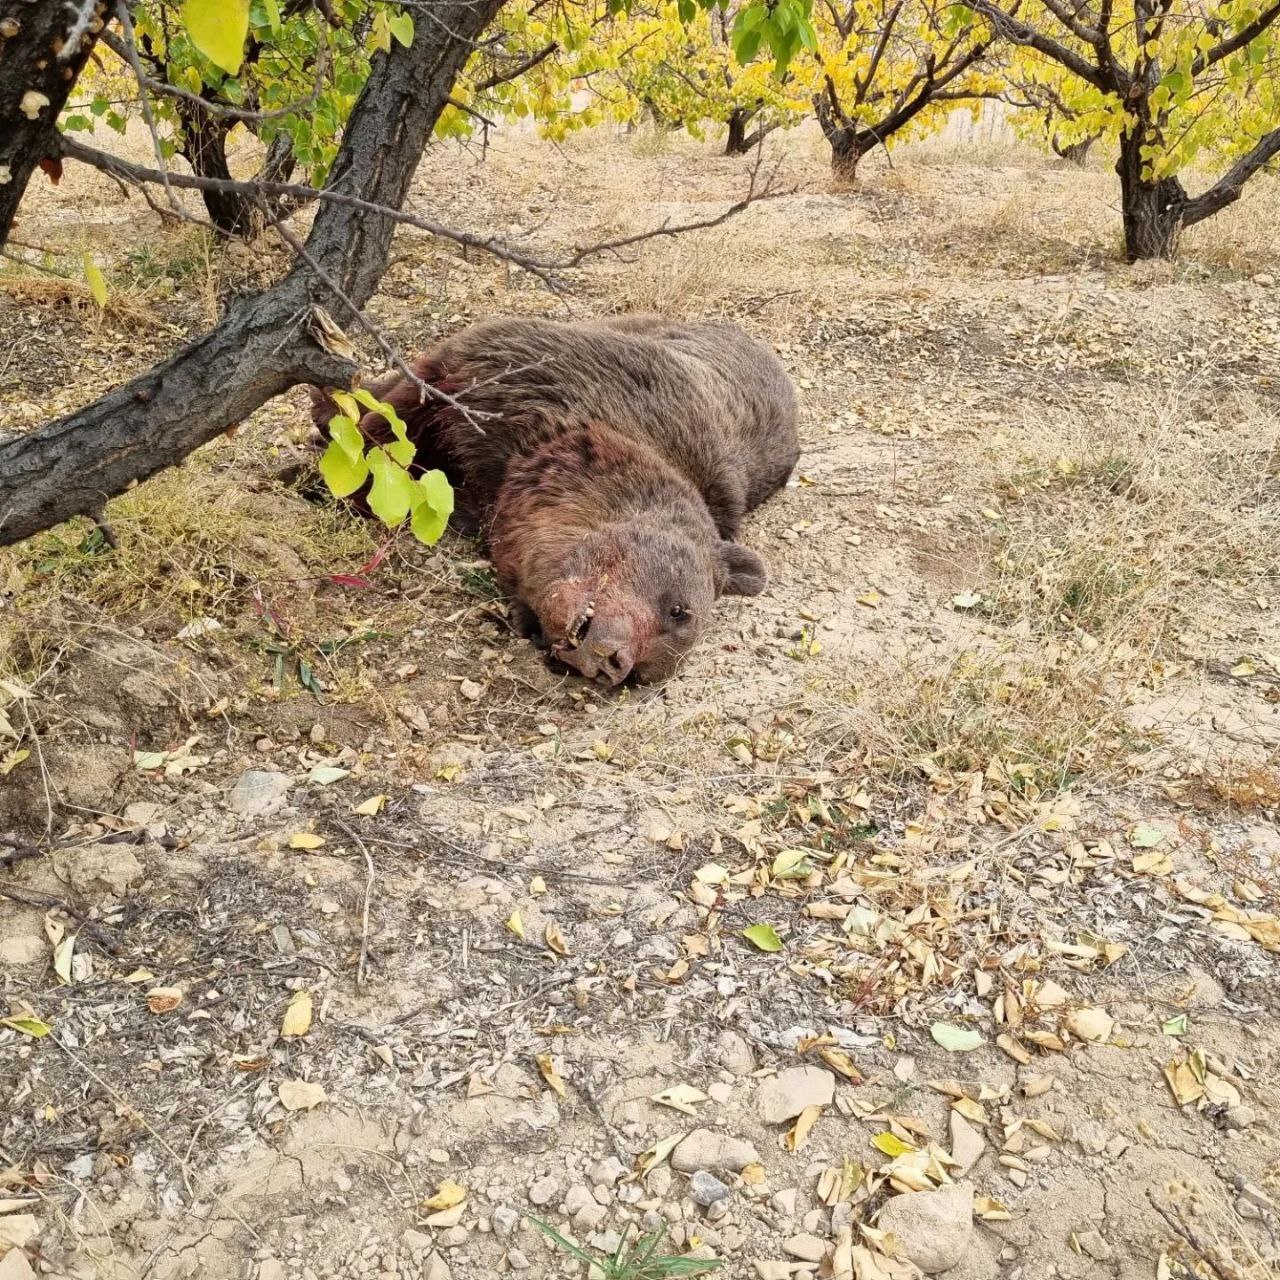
[756,1067,836,1124]
[948,1112,986,1176]
[437,1227,469,1248]
[752,1264,794,1280]
[259,1265,287,1280]
[402,1230,432,1256]
[0,933,44,967]
[425,1205,465,1228]
[714,1030,756,1076]
[423,1254,451,1280]
[565,1185,596,1215]
[228,769,291,817]
[784,1234,827,1263]
[528,1176,560,1206]
[876,1183,973,1275]
[506,1249,531,1270]
[1075,1229,1113,1262]
[590,1157,626,1187]
[689,1171,732,1206]
[771,1189,798,1216]
[492,1206,520,1238]
[671,1129,760,1174]
[574,1203,608,1232]
[1226,1105,1257,1129]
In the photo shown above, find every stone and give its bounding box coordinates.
[423,1254,451,1280]
[437,1227,468,1248]
[589,1157,626,1187]
[573,1204,608,1232]
[425,1205,464,1228]
[528,1176,559,1206]
[756,1068,835,1125]
[714,1030,756,1076]
[491,1206,520,1238]
[876,1184,973,1275]
[258,1264,287,1280]
[402,1231,432,1256]
[1075,1229,1113,1262]
[771,1189,798,1216]
[0,1216,40,1251]
[564,1185,596,1215]
[751,1264,795,1280]
[1227,1105,1258,1129]
[506,1250,531,1270]
[0,1252,36,1280]
[228,769,291,818]
[671,1130,760,1174]
[948,1112,986,1176]
[784,1234,827,1263]
[1254,272,1276,287]
[58,846,144,897]
[688,1171,732,1207]
[0,933,45,967]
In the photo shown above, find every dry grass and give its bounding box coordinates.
[1,459,377,621]
[1182,172,1280,273]
[599,231,746,317]
[0,271,164,331]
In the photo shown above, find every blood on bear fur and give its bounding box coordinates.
[308,313,799,685]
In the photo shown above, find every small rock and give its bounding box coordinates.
[228,769,291,818]
[528,1176,559,1206]
[756,1068,835,1125]
[948,1112,986,1176]
[752,1264,795,1280]
[714,1030,756,1076]
[1075,1229,1113,1262]
[876,1183,973,1274]
[0,933,45,967]
[491,1206,520,1238]
[0,1253,36,1280]
[590,1157,626,1187]
[771,1189,798,1216]
[1226,1105,1258,1129]
[123,801,162,827]
[437,1227,468,1248]
[506,1250,530,1270]
[58,845,144,897]
[648,1167,673,1198]
[565,1185,596,1215]
[0,1217,40,1251]
[423,1254,451,1280]
[671,1130,760,1174]
[1254,272,1276,287]
[427,1148,451,1164]
[258,1264,287,1280]
[402,1230,432,1255]
[574,1203,608,1232]
[784,1234,827,1263]
[426,1205,465,1228]
[689,1171,732,1207]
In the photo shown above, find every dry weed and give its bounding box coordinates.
[0,271,163,331]
[1182,173,1280,273]
[600,232,744,317]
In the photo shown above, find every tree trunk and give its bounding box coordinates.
[0,0,105,243]
[0,0,505,546]
[1051,133,1094,167]
[828,128,875,182]
[724,108,756,155]
[1116,129,1188,261]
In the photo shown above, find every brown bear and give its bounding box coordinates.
[308,314,799,686]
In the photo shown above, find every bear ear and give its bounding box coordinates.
[718,542,768,596]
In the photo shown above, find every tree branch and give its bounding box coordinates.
[472,39,559,91]
[966,0,1119,91]
[1192,0,1280,75]
[0,0,506,547]
[1181,123,1280,226]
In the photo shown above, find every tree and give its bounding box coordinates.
[0,0,807,547]
[798,0,997,179]
[997,59,1104,164]
[966,0,1280,260]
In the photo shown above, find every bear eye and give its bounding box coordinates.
[669,604,689,622]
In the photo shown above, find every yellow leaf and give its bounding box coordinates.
[818,1048,864,1082]
[422,1180,467,1212]
[651,1084,708,1116]
[53,935,75,985]
[0,748,29,775]
[787,1104,823,1152]
[872,1131,916,1157]
[181,0,250,74]
[281,990,313,1038]
[82,252,107,307]
[1064,1006,1113,1043]
[544,922,570,956]
[975,1195,1012,1221]
[505,911,525,940]
[636,1133,685,1176]
[950,1097,988,1125]
[857,590,881,609]
[289,832,326,850]
[535,1053,566,1098]
[278,1080,327,1111]
[353,794,387,816]
[1,1014,51,1038]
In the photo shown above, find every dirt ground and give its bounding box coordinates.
[1,116,1279,1280]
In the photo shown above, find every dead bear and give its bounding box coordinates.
[308,314,799,686]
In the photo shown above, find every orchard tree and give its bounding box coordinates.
[799,0,997,178]
[967,0,1280,260]
[997,57,1105,163]
[0,0,810,546]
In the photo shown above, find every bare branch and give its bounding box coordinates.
[966,0,1120,91]
[59,0,102,60]
[472,40,559,91]
[1182,123,1280,226]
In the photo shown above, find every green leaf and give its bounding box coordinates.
[1161,1014,1188,1037]
[1128,823,1165,849]
[931,1021,984,1052]
[262,0,281,30]
[82,253,107,307]
[370,9,392,52]
[387,11,414,46]
[742,923,782,952]
[365,448,418,527]
[308,764,350,785]
[329,414,364,462]
[1,1014,52,1038]
[319,440,369,499]
[409,469,454,545]
[181,0,251,75]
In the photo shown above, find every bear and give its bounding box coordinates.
[308,313,799,686]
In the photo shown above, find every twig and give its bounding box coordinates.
[0,841,42,872]
[113,1,184,220]
[1145,1191,1243,1280]
[60,0,101,60]
[269,212,492,432]
[337,821,377,990]
[0,886,121,953]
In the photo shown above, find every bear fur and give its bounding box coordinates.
[308,313,799,685]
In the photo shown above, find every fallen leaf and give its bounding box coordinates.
[1164,1060,1205,1107]
[951,590,983,609]
[974,1195,1012,1221]
[53,935,75,985]
[535,1053,566,1098]
[931,1022,984,1053]
[1161,1014,1188,1037]
[1064,1007,1113,1043]
[1132,850,1172,875]
[505,911,525,941]
[308,765,350,786]
[353,794,387,816]
[0,1015,51,1038]
[422,1180,467,1212]
[544,922,570,956]
[1127,823,1165,849]
[146,987,183,1014]
[281,990,313,1038]
[289,833,326,850]
[651,1084,708,1116]
[995,1034,1031,1065]
[278,1080,327,1111]
[950,1097,988,1125]
[636,1133,685,1176]
[530,876,547,896]
[742,923,783,952]
[787,1104,823,1152]
[818,1048,864,1082]
[871,1132,916,1157]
